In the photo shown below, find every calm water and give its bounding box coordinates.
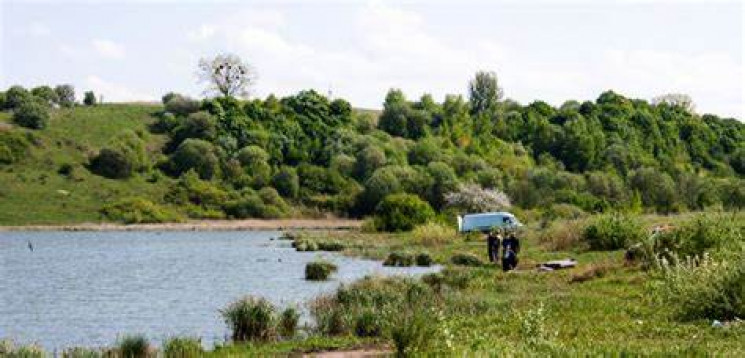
[0,231,437,350]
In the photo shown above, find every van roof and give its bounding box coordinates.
[462,211,515,218]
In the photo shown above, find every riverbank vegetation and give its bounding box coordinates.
[3,212,742,356]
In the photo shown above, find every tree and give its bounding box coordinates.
[5,85,31,109]
[55,84,76,107]
[374,193,435,232]
[169,139,220,179]
[652,93,695,114]
[198,53,255,98]
[468,71,503,116]
[13,100,49,129]
[31,86,59,105]
[83,91,97,106]
[272,166,300,199]
[445,184,512,213]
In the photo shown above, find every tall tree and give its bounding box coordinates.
[468,71,503,116]
[198,54,255,98]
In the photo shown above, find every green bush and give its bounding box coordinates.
[415,252,434,266]
[163,337,202,358]
[317,240,346,251]
[383,251,414,266]
[83,91,97,106]
[278,307,300,338]
[221,296,276,342]
[354,310,383,337]
[116,335,149,358]
[0,129,31,165]
[654,248,744,321]
[5,85,32,109]
[374,193,435,232]
[653,213,744,259]
[164,94,201,116]
[582,213,645,251]
[89,130,148,179]
[272,166,300,199]
[305,260,338,280]
[171,111,216,143]
[101,197,182,224]
[450,252,483,266]
[169,139,219,179]
[13,100,49,129]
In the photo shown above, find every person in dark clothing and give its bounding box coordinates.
[486,229,501,263]
[501,232,520,271]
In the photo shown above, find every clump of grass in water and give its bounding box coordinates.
[450,252,483,267]
[116,334,150,358]
[0,339,46,358]
[62,347,103,358]
[279,307,300,338]
[383,251,414,266]
[163,337,203,357]
[415,252,433,266]
[305,260,338,280]
[221,296,276,342]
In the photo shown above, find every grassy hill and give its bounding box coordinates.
[0,104,174,225]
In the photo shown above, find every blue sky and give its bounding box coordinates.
[1,0,742,119]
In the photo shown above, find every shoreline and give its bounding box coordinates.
[0,218,362,232]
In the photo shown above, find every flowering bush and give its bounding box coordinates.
[445,184,511,213]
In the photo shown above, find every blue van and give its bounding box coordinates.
[457,212,522,233]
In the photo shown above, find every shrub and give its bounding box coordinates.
[55,84,76,107]
[163,337,202,358]
[90,148,133,178]
[653,213,744,259]
[221,296,276,342]
[5,85,31,109]
[444,183,512,213]
[272,166,300,199]
[83,91,97,106]
[354,310,384,337]
[89,130,148,179]
[654,249,744,321]
[101,197,182,224]
[538,219,587,251]
[171,111,216,143]
[169,139,219,179]
[390,308,438,355]
[383,251,414,266]
[374,193,435,232]
[305,260,338,280]
[13,100,49,129]
[278,307,300,338]
[317,240,345,251]
[116,335,149,358]
[450,252,483,266]
[410,222,457,246]
[582,213,645,251]
[415,252,433,266]
[164,94,201,116]
[237,145,269,166]
[31,85,59,105]
[0,130,31,165]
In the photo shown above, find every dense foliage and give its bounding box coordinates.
[2,75,744,225]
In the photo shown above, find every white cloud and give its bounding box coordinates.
[188,25,217,42]
[86,75,156,102]
[28,22,50,37]
[92,39,125,59]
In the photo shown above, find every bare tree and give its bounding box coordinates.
[651,93,696,114]
[198,54,255,98]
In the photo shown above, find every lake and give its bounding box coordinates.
[0,230,438,350]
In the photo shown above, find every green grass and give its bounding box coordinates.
[0,104,173,225]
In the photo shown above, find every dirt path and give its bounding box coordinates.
[0,218,362,232]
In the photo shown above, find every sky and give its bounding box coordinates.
[1,0,743,119]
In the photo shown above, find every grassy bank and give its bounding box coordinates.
[4,212,742,356]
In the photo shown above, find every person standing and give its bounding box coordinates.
[501,231,520,271]
[486,229,501,263]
